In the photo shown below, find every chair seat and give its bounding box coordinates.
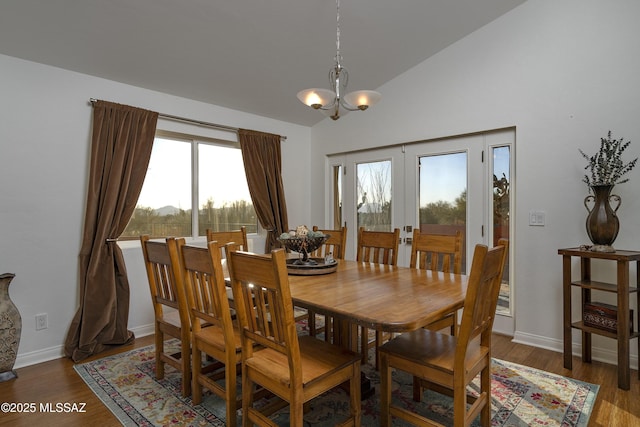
[379,328,488,375]
[245,335,360,387]
[194,324,242,353]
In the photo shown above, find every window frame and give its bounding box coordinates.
[119,129,261,243]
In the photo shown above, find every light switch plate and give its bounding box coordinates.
[529,210,546,226]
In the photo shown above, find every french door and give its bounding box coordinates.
[327,129,514,329]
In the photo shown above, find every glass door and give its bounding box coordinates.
[329,128,514,326]
[339,146,405,263]
[404,134,485,273]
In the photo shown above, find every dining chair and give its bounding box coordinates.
[178,240,243,426]
[356,226,400,368]
[307,225,348,341]
[206,226,249,251]
[226,246,362,426]
[140,235,191,397]
[409,229,463,335]
[379,239,508,427]
[356,226,400,266]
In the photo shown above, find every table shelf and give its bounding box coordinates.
[571,321,640,340]
[559,247,640,390]
[570,280,638,293]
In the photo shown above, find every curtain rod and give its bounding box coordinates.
[89,98,286,140]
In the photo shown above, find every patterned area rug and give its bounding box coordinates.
[74,334,598,426]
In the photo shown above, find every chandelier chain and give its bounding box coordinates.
[335,0,342,64]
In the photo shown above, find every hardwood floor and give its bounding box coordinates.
[0,333,637,426]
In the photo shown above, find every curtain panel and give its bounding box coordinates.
[238,129,289,253]
[64,101,158,362]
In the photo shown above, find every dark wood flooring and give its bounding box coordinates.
[0,333,637,426]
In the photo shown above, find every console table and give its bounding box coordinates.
[559,247,640,390]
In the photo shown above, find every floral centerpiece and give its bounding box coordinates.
[579,131,637,252]
[278,225,329,265]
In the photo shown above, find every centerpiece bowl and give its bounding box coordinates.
[278,234,329,265]
[278,226,337,275]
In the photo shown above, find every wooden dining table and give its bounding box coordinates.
[287,258,469,348]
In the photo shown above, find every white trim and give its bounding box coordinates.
[512,330,638,370]
[14,324,155,369]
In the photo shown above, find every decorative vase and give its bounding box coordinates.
[0,273,21,381]
[584,184,621,253]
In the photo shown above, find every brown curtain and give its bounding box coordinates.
[64,101,158,362]
[238,129,289,252]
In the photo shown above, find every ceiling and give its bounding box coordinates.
[0,0,526,126]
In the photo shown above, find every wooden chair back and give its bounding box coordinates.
[227,247,299,367]
[179,240,242,422]
[408,229,463,338]
[356,227,400,367]
[206,226,249,252]
[378,239,508,427]
[180,241,234,344]
[226,245,361,425]
[140,235,191,396]
[310,225,347,260]
[307,226,348,339]
[356,227,400,265]
[409,229,463,274]
[457,238,508,353]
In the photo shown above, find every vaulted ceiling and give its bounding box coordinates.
[0,0,526,126]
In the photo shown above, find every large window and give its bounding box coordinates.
[121,133,257,239]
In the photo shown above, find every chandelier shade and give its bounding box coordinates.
[297,0,381,120]
[343,90,382,111]
[297,88,337,110]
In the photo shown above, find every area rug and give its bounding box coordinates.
[75,337,598,427]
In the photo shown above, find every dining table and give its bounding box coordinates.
[223,254,470,398]
[287,258,469,338]
[286,258,469,398]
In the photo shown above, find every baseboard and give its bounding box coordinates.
[512,330,639,370]
[14,345,66,369]
[14,323,155,369]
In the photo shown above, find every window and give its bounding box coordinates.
[121,133,258,239]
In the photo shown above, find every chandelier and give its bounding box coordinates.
[296,0,381,120]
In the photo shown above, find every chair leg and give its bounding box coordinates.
[412,376,422,402]
[308,310,317,337]
[379,352,391,427]
[242,368,254,427]
[453,376,467,427]
[155,327,164,379]
[480,366,491,426]
[181,335,191,397]
[225,358,238,427]
[360,327,368,364]
[289,393,304,426]
[192,346,202,404]
[349,363,361,425]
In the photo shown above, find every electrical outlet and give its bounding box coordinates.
[35,313,48,330]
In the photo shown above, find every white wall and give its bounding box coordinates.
[309,0,640,367]
[3,0,640,370]
[0,54,311,367]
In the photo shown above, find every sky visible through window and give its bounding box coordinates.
[420,147,510,205]
[136,137,252,211]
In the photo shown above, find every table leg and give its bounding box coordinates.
[617,260,630,390]
[332,318,375,399]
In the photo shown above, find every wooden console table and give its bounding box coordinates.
[559,247,640,390]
